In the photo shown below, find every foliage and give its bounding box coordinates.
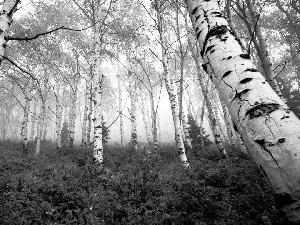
[278,76,300,119]
[187,113,212,149]
[0,141,290,225]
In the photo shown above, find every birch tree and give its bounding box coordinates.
[153,0,190,168]
[186,0,300,221]
[0,0,20,66]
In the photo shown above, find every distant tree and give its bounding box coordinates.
[187,113,211,149]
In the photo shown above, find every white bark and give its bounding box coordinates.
[221,100,237,147]
[68,78,77,148]
[0,0,19,65]
[149,91,158,151]
[187,29,227,158]
[129,77,138,150]
[81,79,89,147]
[155,4,190,168]
[21,86,31,154]
[186,0,300,221]
[30,99,37,141]
[245,0,284,100]
[92,13,104,164]
[182,108,193,150]
[93,72,103,165]
[117,75,125,147]
[35,99,45,156]
[55,87,62,151]
[87,81,93,145]
[141,93,152,145]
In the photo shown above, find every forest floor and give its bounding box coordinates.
[0,141,291,225]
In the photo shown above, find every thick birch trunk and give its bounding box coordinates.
[155,7,190,168]
[186,0,300,221]
[92,21,104,165]
[0,0,19,66]
[93,72,103,165]
[182,108,193,150]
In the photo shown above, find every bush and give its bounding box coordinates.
[0,141,291,225]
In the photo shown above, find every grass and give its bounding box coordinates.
[0,140,290,224]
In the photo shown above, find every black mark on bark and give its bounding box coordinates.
[246,103,280,119]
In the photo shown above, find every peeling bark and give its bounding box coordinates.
[186,0,300,221]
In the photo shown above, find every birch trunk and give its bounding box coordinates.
[245,0,284,100]
[21,99,30,153]
[186,0,300,221]
[117,75,125,147]
[221,100,237,147]
[0,0,20,66]
[87,81,93,145]
[35,99,45,156]
[92,23,104,165]
[55,87,62,151]
[211,89,229,143]
[149,92,158,151]
[141,94,152,145]
[182,108,193,150]
[68,80,77,148]
[155,4,189,168]
[187,30,227,157]
[129,78,138,150]
[93,72,103,165]
[81,80,89,147]
[30,99,37,141]
[21,86,31,154]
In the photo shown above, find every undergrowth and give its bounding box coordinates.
[0,141,290,224]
